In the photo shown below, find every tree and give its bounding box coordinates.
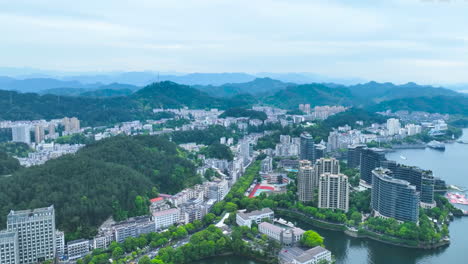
[301,230,324,248]
[111,247,124,260]
[138,256,151,264]
[224,202,238,212]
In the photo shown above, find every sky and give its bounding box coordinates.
[1,0,468,85]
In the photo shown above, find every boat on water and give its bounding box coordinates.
[427,140,445,150]
[446,192,468,205]
[457,140,468,144]
[400,155,407,160]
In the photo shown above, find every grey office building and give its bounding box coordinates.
[347,144,366,169]
[0,231,19,264]
[371,169,420,223]
[6,206,56,264]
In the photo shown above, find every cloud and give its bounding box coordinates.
[0,0,467,84]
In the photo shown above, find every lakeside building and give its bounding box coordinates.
[360,148,386,185]
[259,222,305,246]
[371,168,420,223]
[278,246,332,264]
[236,208,274,228]
[6,206,56,264]
[0,231,18,264]
[382,161,436,207]
[297,161,314,203]
[318,173,349,212]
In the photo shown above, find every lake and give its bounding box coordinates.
[195,129,468,264]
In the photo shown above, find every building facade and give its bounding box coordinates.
[297,162,315,203]
[371,169,420,223]
[318,173,349,212]
[153,208,180,231]
[300,133,315,162]
[0,231,18,264]
[6,206,56,264]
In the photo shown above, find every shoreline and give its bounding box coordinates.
[275,208,450,250]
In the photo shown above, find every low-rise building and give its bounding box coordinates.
[112,216,155,243]
[236,208,274,228]
[258,222,304,246]
[153,208,180,230]
[67,239,90,260]
[278,246,332,264]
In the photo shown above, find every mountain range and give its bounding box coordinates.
[0,75,467,126]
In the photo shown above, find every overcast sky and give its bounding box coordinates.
[1,0,468,84]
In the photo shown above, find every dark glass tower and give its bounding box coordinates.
[371,169,420,223]
[300,132,316,162]
[347,144,365,169]
[360,148,386,185]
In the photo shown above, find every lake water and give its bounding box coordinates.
[195,129,468,264]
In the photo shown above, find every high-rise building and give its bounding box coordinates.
[313,158,340,190]
[34,125,45,143]
[298,161,315,202]
[360,148,386,185]
[318,173,349,212]
[347,144,366,169]
[371,169,420,223]
[48,123,56,138]
[386,118,401,136]
[11,125,31,145]
[7,206,56,264]
[260,156,273,173]
[0,230,19,264]
[327,131,339,152]
[300,132,316,162]
[70,117,80,132]
[381,161,435,206]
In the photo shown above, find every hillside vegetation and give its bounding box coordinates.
[0,135,201,239]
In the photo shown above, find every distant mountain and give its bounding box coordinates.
[256,72,366,85]
[0,81,253,126]
[195,78,294,97]
[262,83,354,109]
[369,96,468,116]
[159,73,256,86]
[347,81,460,103]
[0,76,101,93]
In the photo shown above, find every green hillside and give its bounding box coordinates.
[0,135,201,239]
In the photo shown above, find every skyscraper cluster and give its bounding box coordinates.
[348,145,436,223]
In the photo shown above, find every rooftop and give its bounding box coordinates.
[152,208,179,217]
[237,208,274,220]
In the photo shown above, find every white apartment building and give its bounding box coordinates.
[153,208,180,231]
[318,173,349,212]
[386,118,401,136]
[259,222,305,245]
[6,206,56,264]
[236,208,274,228]
[66,239,89,260]
[298,162,315,203]
[0,231,18,264]
[314,158,340,189]
[11,125,31,145]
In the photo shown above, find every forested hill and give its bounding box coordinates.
[0,81,253,126]
[369,96,468,116]
[0,135,201,240]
